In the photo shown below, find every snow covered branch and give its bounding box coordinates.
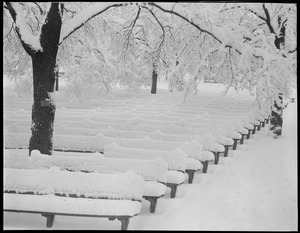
[59,2,123,45]
[148,2,242,55]
[123,6,141,55]
[148,3,222,43]
[143,7,165,54]
[5,2,43,55]
[262,3,276,35]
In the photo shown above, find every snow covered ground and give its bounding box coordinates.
[3,82,298,231]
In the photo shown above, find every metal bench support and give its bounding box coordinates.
[223,145,230,157]
[118,217,130,231]
[144,196,159,213]
[212,152,220,165]
[166,183,178,198]
[41,213,55,228]
[201,161,209,173]
[232,139,239,150]
[185,169,196,184]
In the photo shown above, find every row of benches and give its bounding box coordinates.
[4,87,273,230]
[4,115,270,230]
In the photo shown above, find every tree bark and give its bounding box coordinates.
[270,15,285,139]
[151,63,158,94]
[28,3,62,155]
[270,93,283,138]
[29,53,57,155]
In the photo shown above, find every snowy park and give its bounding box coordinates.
[3,2,297,231]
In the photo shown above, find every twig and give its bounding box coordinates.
[143,7,166,53]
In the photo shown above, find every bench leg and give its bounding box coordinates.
[118,217,130,230]
[257,124,261,131]
[144,196,158,213]
[223,145,230,157]
[167,183,178,198]
[185,169,195,184]
[41,213,55,228]
[246,130,251,139]
[201,161,209,173]
[261,121,265,127]
[252,125,256,134]
[212,152,220,165]
[240,134,244,144]
[233,139,238,150]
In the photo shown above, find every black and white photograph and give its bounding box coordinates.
[3,2,297,230]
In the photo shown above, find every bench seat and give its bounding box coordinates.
[3,167,144,230]
[4,149,167,213]
[4,193,141,230]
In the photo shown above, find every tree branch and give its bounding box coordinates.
[262,3,276,35]
[3,22,14,42]
[4,2,16,21]
[288,48,297,54]
[32,2,43,15]
[59,3,123,45]
[122,6,141,58]
[4,2,36,56]
[143,7,165,53]
[148,2,241,55]
[220,5,266,22]
[149,2,222,43]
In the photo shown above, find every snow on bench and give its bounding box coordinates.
[230,119,250,144]
[5,127,214,168]
[104,142,188,198]
[154,125,222,161]
[4,149,167,213]
[85,125,216,168]
[206,127,234,157]
[247,112,264,133]
[103,136,211,177]
[154,118,234,158]
[3,167,144,230]
[206,118,248,148]
[61,121,217,170]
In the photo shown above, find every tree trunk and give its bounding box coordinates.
[29,52,57,155]
[270,93,283,138]
[151,63,158,94]
[28,3,62,155]
[269,16,285,139]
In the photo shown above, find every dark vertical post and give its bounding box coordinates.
[151,63,158,94]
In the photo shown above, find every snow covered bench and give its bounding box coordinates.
[104,143,189,198]
[95,135,206,180]
[4,149,167,213]
[4,132,208,174]
[247,112,263,134]
[101,127,215,172]
[3,167,144,230]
